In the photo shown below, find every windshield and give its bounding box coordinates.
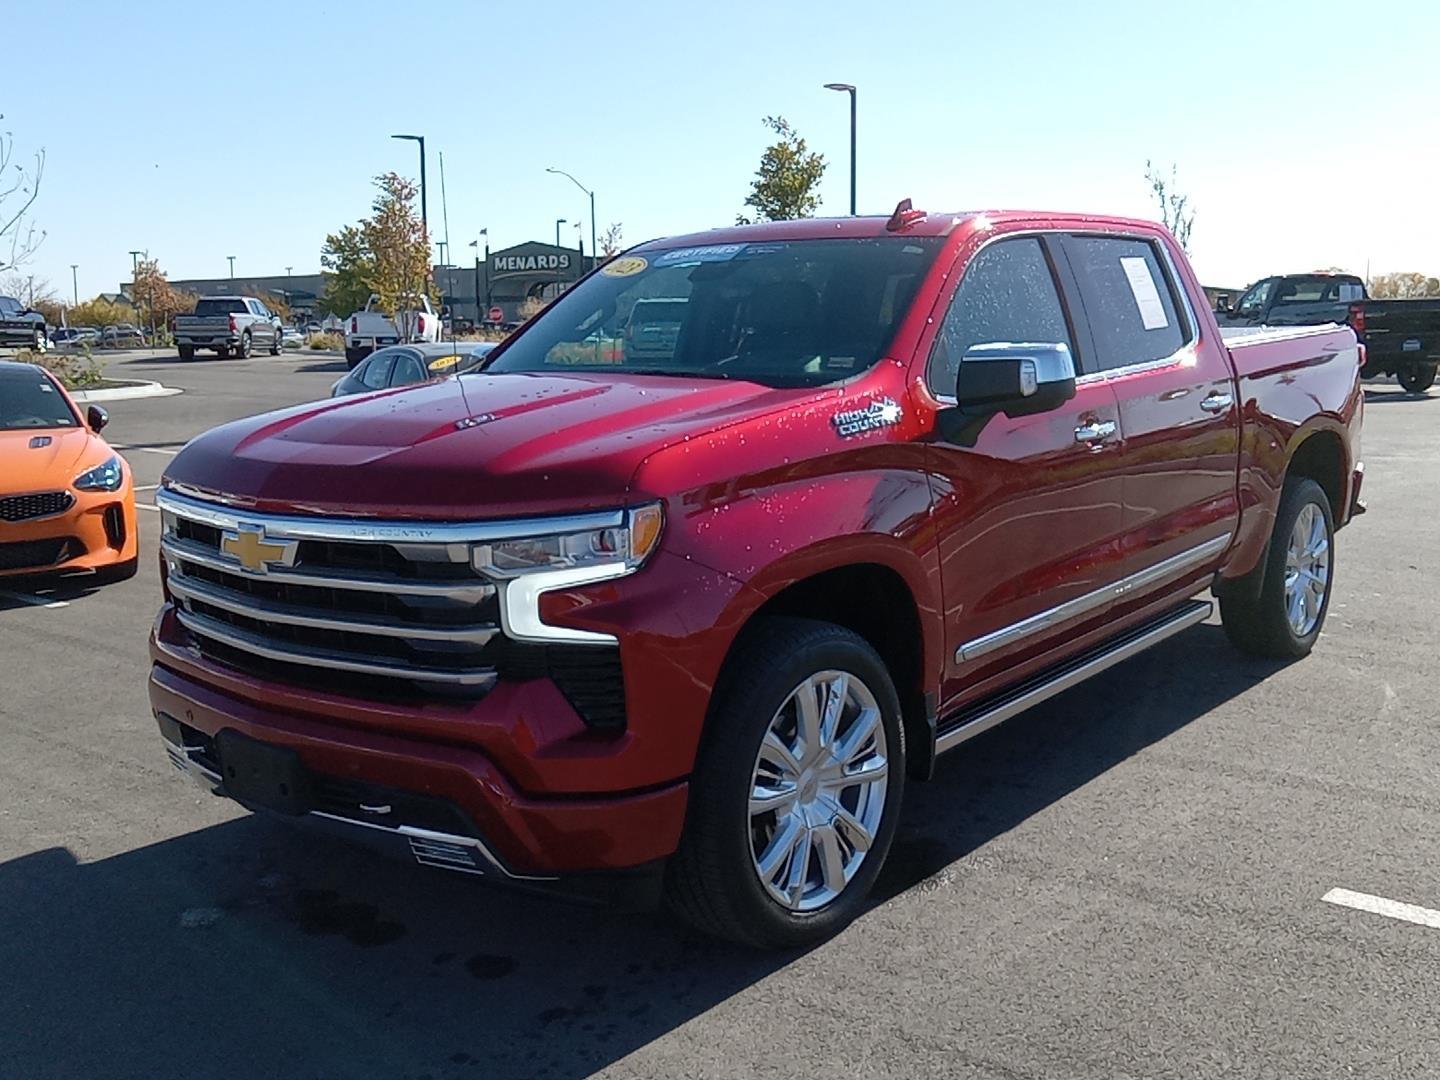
[0,369,78,430]
[485,237,944,388]
[194,299,249,317]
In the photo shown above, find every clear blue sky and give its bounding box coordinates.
[7,0,1438,302]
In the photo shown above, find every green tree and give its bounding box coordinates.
[1145,159,1195,253]
[1369,271,1440,299]
[318,223,375,317]
[738,116,826,224]
[69,296,138,328]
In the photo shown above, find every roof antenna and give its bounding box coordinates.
[886,198,925,232]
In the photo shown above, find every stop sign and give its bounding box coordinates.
[487,306,504,323]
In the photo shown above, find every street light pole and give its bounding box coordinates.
[70,265,78,306]
[227,255,236,281]
[546,168,597,272]
[824,83,857,215]
[391,134,428,242]
[555,219,567,291]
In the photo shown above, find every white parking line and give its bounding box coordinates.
[134,484,159,491]
[114,446,179,457]
[0,590,69,609]
[1322,888,1440,930]
[137,503,160,512]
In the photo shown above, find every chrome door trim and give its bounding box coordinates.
[955,533,1231,663]
[938,600,1212,754]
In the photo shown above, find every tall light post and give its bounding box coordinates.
[70,264,78,306]
[555,219,567,292]
[227,255,236,281]
[824,83,857,215]
[546,167,596,274]
[391,133,428,241]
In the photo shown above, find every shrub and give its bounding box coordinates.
[23,348,106,390]
[307,332,345,351]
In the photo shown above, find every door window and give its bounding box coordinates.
[926,237,1074,394]
[361,353,397,389]
[391,353,426,385]
[1233,279,1275,320]
[1065,236,1187,370]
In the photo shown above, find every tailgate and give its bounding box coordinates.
[1361,301,1440,347]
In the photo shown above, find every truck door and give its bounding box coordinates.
[1056,233,1241,597]
[923,234,1128,711]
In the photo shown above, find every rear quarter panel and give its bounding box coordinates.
[1217,325,1363,581]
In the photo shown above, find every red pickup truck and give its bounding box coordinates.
[151,206,1364,947]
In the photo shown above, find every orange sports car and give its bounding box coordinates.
[0,360,138,583]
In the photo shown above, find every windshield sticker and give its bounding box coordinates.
[833,397,902,438]
[1119,256,1170,330]
[427,354,465,372]
[651,244,746,267]
[601,256,648,277]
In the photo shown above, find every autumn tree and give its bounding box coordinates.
[70,297,140,328]
[1369,272,1440,299]
[131,258,196,335]
[599,222,625,259]
[363,172,434,336]
[1145,160,1195,253]
[0,126,45,272]
[738,116,826,224]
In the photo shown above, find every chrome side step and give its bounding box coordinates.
[935,599,1212,756]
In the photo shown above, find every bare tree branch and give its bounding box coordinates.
[0,124,46,272]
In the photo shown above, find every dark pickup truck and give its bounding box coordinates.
[1215,272,1440,393]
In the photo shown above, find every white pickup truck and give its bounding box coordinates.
[344,294,441,369]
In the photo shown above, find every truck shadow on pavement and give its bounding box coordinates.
[0,624,1283,1080]
[1363,387,1438,404]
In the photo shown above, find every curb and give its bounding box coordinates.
[70,379,183,403]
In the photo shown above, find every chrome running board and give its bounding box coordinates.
[935,599,1212,756]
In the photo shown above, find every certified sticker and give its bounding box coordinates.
[427,354,465,372]
[601,256,648,277]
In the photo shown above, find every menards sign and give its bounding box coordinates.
[491,253,572,273]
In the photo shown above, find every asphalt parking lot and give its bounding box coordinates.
[2,350,1438,1080]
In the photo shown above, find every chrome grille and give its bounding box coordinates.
[157,490,510,693]
[0,490,74,522]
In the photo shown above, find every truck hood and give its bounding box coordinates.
[163,372,804,518]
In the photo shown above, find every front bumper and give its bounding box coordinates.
[147,652,689,881]
[0,486,137,577]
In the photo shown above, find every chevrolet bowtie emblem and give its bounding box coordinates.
[220,526,296,574]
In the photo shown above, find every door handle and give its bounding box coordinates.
[1200,392,1234,414]
[1074,419,1117,443]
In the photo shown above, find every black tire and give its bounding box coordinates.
[92,557,139,586]
[1398,363,1437,394]
[1220,477,1335,659]
[344,347,366,370]
[237,332,252,359]
[666,617,906,948]
[215,345,232,359]
[269,329,282,356]
[177,345,195,361]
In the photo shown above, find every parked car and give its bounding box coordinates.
[344,294,441,368]
[173,296,283,360]
[0,360,138,582]
[100,324,147,348]
[151,206,1363,947]
[1215,272,1440,393]
[329,341,495,397]
[281,326,305,350]
[0,296,48,352]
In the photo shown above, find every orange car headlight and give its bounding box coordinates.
[74,455,124,492]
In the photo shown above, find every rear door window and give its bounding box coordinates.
[926,236,1075,394]
[361,353,397,389]
[1063,236,1187,370]
[391,352,426,385]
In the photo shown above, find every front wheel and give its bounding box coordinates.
[269,328,282,356]
[666,618,905,948]
[1398,363,1437,394]
[1220,477,1335,659]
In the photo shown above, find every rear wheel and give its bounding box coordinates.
[237,332,253,359]
[1220,477,1335,659]
[666,618,905,948]
[177,345,195,361]
[1398,363,1437,394]
[344,348,366,370]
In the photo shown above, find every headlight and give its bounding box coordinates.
[473,503,664,644]
[74,455,124,492]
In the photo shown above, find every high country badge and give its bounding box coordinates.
[832,397,902,438]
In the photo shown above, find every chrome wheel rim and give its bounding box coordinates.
[1283,502,1330,637]
[749,670,888,913]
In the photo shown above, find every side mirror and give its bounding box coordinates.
[937,342,1077,445]
[86,405,109,432]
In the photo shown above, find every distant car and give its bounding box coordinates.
[345,293,441,368]
[0,296,48,352]
[100,324,147,348]
[624,297,687,361]
[281,326,305,350]
[329,341,495,398]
